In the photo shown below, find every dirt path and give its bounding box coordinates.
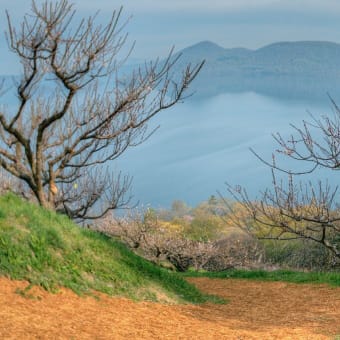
[0,276,339,339]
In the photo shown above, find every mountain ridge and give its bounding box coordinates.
[183,39,340,54]
[174,40,340,100]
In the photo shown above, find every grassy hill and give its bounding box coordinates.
[0,193,220,303]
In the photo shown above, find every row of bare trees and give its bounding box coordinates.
[97,209,264,271]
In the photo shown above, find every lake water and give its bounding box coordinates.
[116,91,337,208]
[2,80,337,209]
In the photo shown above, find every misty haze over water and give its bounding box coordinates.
[117,91,337,208]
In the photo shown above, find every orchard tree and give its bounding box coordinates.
[0,0,203,220]
[228,99,340,260]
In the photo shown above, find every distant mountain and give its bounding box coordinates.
[4,41,340,102]
[174,40,340,101]
[179,40,228,59]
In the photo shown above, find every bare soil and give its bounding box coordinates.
[1,276,340,339]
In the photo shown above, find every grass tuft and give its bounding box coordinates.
[183,268,340,286]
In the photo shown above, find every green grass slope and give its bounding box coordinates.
[0,193,221,303]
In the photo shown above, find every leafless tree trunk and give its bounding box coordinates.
[0,0,203,220]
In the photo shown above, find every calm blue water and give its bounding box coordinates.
[116,92,337,208]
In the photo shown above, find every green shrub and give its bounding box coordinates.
[262,239,339,270]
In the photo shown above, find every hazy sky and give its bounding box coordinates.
[2,0,340,74]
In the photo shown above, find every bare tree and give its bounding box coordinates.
[98,208,265,272]
[98,209,195,271]
[228,99,340,260]
[0,0,203,220]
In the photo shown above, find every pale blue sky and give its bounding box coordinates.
[2,0,340,74]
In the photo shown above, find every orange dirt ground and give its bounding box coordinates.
[0,276,340,339]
